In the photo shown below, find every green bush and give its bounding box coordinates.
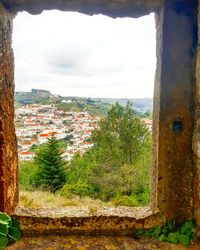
[59,181,93,198]
[19,161,38,191]
[135,221,196,247]
[110,186,150,207]
[111,195,139,207]
[0,212,21,250]
[134,187,150,206]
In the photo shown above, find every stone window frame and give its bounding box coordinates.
[0,0,199,235]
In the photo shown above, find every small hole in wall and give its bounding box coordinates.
[173,120,183,134]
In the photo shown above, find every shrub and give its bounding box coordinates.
[59,181,93,198]
[19,160,38,191]
[134,187,150,206]
[135,221,196,247]
[111,195,139,207]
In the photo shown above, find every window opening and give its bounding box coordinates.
[13,10,156,213]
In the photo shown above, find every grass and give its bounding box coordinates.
[19,191,110,209]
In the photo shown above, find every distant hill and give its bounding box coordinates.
[93,98,153,113]
[15,90,153,117]
[15,89,52,104]
[56,98,111,117]
[14,91,111,117]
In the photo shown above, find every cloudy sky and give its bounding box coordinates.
[13,11,156,98]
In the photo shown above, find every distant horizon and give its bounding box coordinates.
[15,89,153,100]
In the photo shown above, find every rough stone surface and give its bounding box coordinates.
[15,206,153,218]
[0,3,18,214]
[0,0,199,239]
[12,207,164,236]
[153,0,197,222]
[193,0,200,238]
[6,236,200,250]
[1,0,163,17]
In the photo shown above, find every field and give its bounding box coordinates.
[19,190,107,209]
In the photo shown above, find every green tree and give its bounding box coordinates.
[33,137,67,193]
[90,102,151,200]
[61,102,152,205]
[92,102,150,165]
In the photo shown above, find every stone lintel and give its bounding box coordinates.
[2,0,162,17]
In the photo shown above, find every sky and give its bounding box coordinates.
[13,10,156,98]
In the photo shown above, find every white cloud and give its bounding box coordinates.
[13,10,156,98]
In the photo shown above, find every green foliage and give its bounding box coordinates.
[19,102,151,207]
[59,181,94,198]
[28,143,38,152]
[135,221,196,247]
[56,139,68,150]
[0,212,21,249]
[33,137,67,193]
[89,102,151,201]
[65,102,151,205]
[15,91,50,104]
[15,91,153,117]
[56,100,112,117]
[19,160,38,191]
[66,150,97,184]
[111,195,139,207]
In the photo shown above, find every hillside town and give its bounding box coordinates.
[15,103,152,162]
[15,104,100,161]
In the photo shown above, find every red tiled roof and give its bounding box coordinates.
[39,134,48,137]
[21,151,34,155]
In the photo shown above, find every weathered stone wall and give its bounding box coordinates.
[154,0,197,222]
[193,0,200,237]
[0,3,18,214]
[14,211,163,236]
[0,0,199,236]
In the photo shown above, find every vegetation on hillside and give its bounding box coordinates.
[61,102,151,205]
[56,99,111,117]
[15,90,153,117]
[19,102,152,207]
[15,91,51,104]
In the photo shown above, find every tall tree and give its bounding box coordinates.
[33,137,67,193]
[65,102,151,202]
[92,102,150,166]
[90,102,151,199]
